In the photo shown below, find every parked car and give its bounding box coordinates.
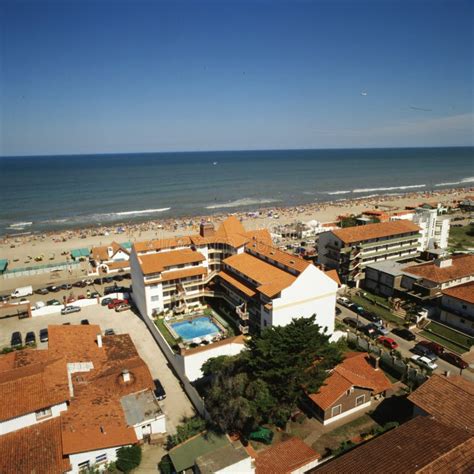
[35,288,49,295]
[417,340,445,356]
[85,279,94,285]
[115,303,131,312]
[439,352,468,369]
[11,331,22,348]
[103,277,114,283]
[337,296,351,306]
[94,278,103,285]
[90,291,101,298]
[349,303,364,314]
[61,305,81,315]
[113,275,124,282]
[392,327,416,341]
[362,323,380,339]
[153,379,166,401]
[335,307,342,316]
[25,331,36,345]
[81,319,90,325]
[361,312,383,327]
[410,355,438,371]
[343,317,364,329]
[104,328,115,336]
[74,280,87,288]
[47,285,60,293]
[0,294,10,302]
[101,297,113,306]
[61,283,72,290]
[378,336,399,350]
[104,286,118,295]
[412,344,438,361]
[47,299,61,306]
[108,298,128,309]
[39,328,49,342]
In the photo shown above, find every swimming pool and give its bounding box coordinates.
[170,316,220,341]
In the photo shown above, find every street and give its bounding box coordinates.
[336,303,474,382]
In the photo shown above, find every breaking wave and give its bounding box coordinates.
[434,177,474,187]
[206,198,279,210]
[352,184,426,193]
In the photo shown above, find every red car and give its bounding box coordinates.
[417,340,444,355]
[378,336,398,350]
[440,352,468,369]
[107,298,128,309]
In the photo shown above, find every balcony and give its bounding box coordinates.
[239,324,249,335]
[236,303,249,320]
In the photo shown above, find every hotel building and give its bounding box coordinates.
[130,217,338,335]
[317,220,421,287]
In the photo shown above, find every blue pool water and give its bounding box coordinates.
[171,316,220,341]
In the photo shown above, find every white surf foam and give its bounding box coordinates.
[206,198,279,210]
[115,208,171,216]
[327,190,351,195]
[434,177,474,187]
[8,222,33,229]
[352,184,426,193]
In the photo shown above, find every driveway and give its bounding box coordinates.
[0,304,195,433]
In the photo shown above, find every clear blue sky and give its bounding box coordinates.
[1,0,472,156]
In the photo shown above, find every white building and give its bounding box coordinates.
[131,217,338,335]
[0,324,166,474]
[440,282,474,336]
[90,241,131,274]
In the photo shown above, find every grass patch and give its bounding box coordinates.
[420,330,466,355]
[154,317,178,348]
[448,224,474,251]
[426,321,474,347]
[350,295,403,325]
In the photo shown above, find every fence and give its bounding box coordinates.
[346,332,427,387]
[2,261,81,279]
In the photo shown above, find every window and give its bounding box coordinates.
[355,395,365,407]
[151,295,159,302]
[331,404,342,417]
[95,453,107,464]
[35,407,52,420]
[78,460,90,472]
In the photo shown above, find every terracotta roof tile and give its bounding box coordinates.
[134,236,193,253]
[159,266,207,283]
[408,374,474,432]
[403,255,474,284]
[219,271,257,297]
[419,436,474,473]
[309,352,392,410]
[106,260,130,271]
[324,269,341,286]
[332,220,420,244]
[256,437,320,473]
[138,249,206,275]
[0,417,70,474]
[223,252,296,297]
[312,417,473,474]
[442,281,474,304]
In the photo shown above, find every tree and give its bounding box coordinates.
[116,445,142,473]
[204,316,342,434]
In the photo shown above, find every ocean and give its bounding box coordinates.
[0,147,473,235]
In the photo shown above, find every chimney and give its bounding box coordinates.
[97,334,102,348]
[107,246,114,258]
[435,258,452,268]
[200,222,215,237]
[444,370,451,377]
[122,369,130,383]
[369,354,380,370]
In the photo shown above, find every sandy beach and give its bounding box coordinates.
[1,187,472,285]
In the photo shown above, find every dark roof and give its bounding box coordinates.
[408,375,474,432]
[312,417,473,474]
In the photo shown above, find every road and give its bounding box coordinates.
[336,303,474,382]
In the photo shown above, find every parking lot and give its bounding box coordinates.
[0,303,195,433]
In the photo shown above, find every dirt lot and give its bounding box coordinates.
[0,304,195,433]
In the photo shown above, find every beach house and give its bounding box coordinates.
[0,325,166,474]
[90,241,131,274]
[130,216,338,335]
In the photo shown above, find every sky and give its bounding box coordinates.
[1,0,473,156]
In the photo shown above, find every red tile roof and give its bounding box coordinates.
[312,417,473,474]
[0,417,70,474]
[138,249,206,275]
[219,270,257,297]
[256,437,320,474]
[408,374,474,432]
[332,220,420,244]
[442,281,474,304]
[308,352,392,410]
[0,354,69,422]
[403,254,474,283]
[324,269,341,286]
[91,241,130,261]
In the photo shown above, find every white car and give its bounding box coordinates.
[410,355,438,371]
[61,305,81,315]
[337,297,351,307]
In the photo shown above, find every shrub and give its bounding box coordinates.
[166,417,207,449]
[115,445,142,473]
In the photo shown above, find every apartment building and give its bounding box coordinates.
[440,282,474,335]
[131,216,338,334]
[0,325,166,474]
[317,221,421,286]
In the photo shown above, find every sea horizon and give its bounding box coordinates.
[1,146,473,236]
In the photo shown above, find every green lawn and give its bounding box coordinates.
[421,321,473,354]
[448,224,474,251]
[154,317,178,349]
[350,295,403,325]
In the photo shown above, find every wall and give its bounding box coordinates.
[133,414,167,439]
[68,445,124,473]
[130,250,148,318]
[0,402,68,435]
[271,265,337,334]
[215,456,255,474]
[177,340,246,382]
